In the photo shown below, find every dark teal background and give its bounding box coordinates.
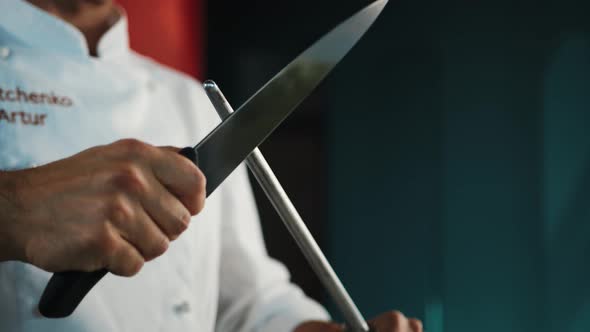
[208,1,590,330]
[327,1,590,331]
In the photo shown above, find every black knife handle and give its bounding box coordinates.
[38,269,108,318]
[38,147,198,318]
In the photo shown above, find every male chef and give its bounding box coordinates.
[0,1,423,331]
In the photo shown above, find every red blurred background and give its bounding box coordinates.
[117,0,204,80]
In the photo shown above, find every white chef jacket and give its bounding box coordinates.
[0,1,329,331]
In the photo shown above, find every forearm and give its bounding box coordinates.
[0,170,25,262]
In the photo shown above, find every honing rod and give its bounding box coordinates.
[203,80,370,332]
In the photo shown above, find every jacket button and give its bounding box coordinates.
[173,301,190,315]
[0,47,11,59]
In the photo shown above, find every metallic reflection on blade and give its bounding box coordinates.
[195,0,388,195]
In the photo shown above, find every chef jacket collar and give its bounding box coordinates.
[0,0,130,59]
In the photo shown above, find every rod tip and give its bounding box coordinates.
[203,80,218,91]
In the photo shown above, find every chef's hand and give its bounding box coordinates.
[294,311,423,332]
[0,139,205,276]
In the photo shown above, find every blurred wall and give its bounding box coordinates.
[329,1,590,332]
[327,1,442,325]
[543,32,590,332]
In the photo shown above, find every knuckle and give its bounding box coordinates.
[176,150,198,168]
[170,214,190,239]
[188,171,206,215]
[388,310,405,325]
[179,214,191,231]
[128,259,144,276]
[118,253,144,277]
[409,318,423,331]
[185,193,205,216]
[107,195,134,224]
[92,226,119,258]
[196,168,207,192]
[194,190,206,214]
[145,237,169,260]
[115,138,151,157]
[113,163,146,192]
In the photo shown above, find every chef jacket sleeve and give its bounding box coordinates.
[214,165,330,332]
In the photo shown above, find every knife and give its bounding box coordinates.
[38,0,387,318]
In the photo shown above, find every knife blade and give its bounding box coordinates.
[38,0,387,318]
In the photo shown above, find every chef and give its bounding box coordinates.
[0,1,423,331]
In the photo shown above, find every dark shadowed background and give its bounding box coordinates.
[118,1,590,331]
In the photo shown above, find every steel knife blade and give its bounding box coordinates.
[38,0,387,318]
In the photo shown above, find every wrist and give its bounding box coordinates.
[0,170,27,262]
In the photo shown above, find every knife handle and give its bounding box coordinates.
[38,147,198,318]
